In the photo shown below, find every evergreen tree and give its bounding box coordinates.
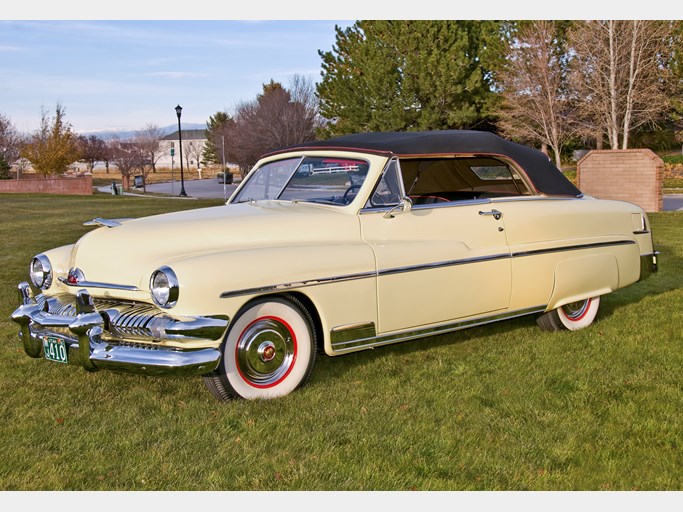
[203,111,235,166]
[0,154,11,179]
[317,20,500,136]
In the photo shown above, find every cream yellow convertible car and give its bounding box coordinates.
[12,131,658,400]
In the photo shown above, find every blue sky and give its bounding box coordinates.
[0,20,354,133]
[2,2,676,135]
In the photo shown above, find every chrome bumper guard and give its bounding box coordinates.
[11,283,227,377]
[638,251,659,282]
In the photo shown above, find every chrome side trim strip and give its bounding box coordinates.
[411,198,492,210]
[360,195,584,214]
[378,253,510,277]
[58,277,140,291]
[331,305,547,353]
[490,196,580,203]
[219,270,377,299]
[360,198,492,214]
[220,240,637,298]
[330,322,377,346]
[511,240,636,258]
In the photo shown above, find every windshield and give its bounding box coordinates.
[232,156,370,206]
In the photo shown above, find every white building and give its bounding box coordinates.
[157,129,208,171]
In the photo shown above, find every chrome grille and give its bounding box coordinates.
[40,293,167,340]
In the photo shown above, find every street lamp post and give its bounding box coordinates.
[222,135,226,202]
[175,105,187,197]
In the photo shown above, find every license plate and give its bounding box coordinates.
[43,336,68,364]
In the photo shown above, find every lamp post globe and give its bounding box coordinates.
[175,104,187,197]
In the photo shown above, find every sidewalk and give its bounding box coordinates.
[98,178,240,200]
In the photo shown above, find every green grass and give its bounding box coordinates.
[662,155,683,189]
[562,169,577,186]
[662,155,683,165]
[0,194,681,490]
[664,180,683,190]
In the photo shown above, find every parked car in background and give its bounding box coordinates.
[217,171,233,184]
[12,130,658,401]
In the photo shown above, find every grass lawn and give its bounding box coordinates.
[0,194,681,491]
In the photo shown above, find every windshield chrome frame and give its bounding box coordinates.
[233,154,372,207]
[232,156,305,204]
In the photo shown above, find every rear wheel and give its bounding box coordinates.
[203,295,317,401]
[537,296,601,332]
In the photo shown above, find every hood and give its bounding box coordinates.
[68,201,359,290]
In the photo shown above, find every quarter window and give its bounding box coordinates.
[370,159,403,207]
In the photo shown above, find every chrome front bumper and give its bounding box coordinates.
[11,283,228,377]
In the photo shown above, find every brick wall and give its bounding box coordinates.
[0,175,93,195]
[577,149,662,212]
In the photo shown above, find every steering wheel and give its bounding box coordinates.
[342,184,362,205]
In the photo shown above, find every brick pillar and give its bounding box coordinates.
[576,149,663,212]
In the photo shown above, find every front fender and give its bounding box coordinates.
[165,242,377,318]
[32,244,75,294]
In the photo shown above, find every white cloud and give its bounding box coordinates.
[142,71,211,79]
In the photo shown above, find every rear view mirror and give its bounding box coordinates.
[384,196,413,219]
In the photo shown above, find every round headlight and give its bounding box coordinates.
[30,254,53,290]
[150,266,179,308]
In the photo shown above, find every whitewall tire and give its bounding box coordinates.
[203,296,316,401]
[537,296,601,332]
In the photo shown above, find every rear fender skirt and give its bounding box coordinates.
[547,254,619,310]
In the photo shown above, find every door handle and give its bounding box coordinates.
[478,209,502,220]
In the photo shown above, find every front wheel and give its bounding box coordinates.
[203,296,317,401]
[536,296,601,332]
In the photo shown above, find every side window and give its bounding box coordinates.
[401,157,532,206]
[370,159,403,207]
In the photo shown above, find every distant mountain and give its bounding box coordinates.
[80,123,206,140]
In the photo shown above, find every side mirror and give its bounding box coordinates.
[384,196,413,219]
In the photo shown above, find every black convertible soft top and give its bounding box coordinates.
[270,130,581,197]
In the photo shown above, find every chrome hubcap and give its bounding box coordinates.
[562,299,590,320]
[258,341,277,362]
[236,318,295,386]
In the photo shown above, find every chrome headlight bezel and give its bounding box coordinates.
[30,254,53,290]
[150,266,179,309]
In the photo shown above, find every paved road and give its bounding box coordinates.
[99,178,240,200]
[664,194,683,211]
[143,178,240,200]
[103,179,683,211]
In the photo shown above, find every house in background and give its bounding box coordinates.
[158,130,208,174]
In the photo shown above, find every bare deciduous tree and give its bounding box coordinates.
[127,124,166,191]
[183,139,203,176]
[227,75,322,171]
[109,136,141,191]
[77,134,108,173]
[496,21,575,168]
[569,20,674,149]
[135,123,164,173]
[0,113,22,168]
